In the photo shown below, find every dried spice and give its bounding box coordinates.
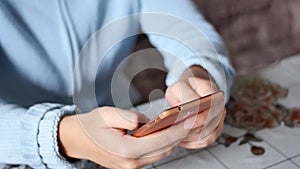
[227,77,297,130]
[285,108,300,127]
[227,102,284,130]
[251,146,265,155]
[219,132,265,155]
[217,134,238,147]
[244,133,263,142]
[231,78,287,104]
[223,77,299,156]
[239,137,249,145]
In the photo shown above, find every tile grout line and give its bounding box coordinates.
[151,143,220,168]
[290,154,300,168]
[291,154,300,159]
[154,148,206,167]
[263,139,300,168]
[293,162,300,169]
[262,159,290,169]
[263,159,300,169]
[206,147,230,169]
[291,160,300,169]
[151,163,158,169]
[264,139,290,158]
[263,140,290,168]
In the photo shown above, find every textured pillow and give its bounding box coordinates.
[194,0,300,74]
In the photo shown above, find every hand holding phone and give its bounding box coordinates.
[132,91,224,137]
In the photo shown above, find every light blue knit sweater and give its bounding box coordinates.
[0,0,234,168]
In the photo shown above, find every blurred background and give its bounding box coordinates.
[122,0,300,105]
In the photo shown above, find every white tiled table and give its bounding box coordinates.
[1,55,300,169]
[133,55,300,169]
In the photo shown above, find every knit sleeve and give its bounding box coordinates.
[139,0,235,102]
[0,101,81,169]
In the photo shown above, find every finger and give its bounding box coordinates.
[182,126,203,142]
[135,147,175,168]
[166,81,200,106]
[188,77,218,96]
[180,116,224,149]
[184,103,224,130]
[184,109,209,130]
[198,108,225,141]
[99,107,149,130]
[82,110,186,159]
[179,109,226,149]
[125,119,190,157]
[183,109,225,142]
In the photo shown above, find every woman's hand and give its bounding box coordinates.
[58,106,190,169]
[165,66,226,149]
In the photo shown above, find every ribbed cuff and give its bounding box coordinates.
[21,103,78,169]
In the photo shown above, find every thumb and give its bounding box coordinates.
[188,77,218,96]
[100,107,150,130]
[166,80,200,107]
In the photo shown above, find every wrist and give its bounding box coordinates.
[58,115,86,160]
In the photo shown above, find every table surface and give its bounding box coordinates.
[1,55,300,169]
[131,54,300,169]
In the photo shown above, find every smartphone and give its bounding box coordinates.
[132,91,224,137]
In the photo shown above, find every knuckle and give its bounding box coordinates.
[183,142,201,149]
[128,122,138,131]
[118,147,132,158]
[165,88,179,105]
[97,106,110,113]
[205,137,214,146]
[118,145,142,159]
[166,130,182,144]
[162,148,174,157]
[168,81,184,91]
[165,86,174,97]
[210,82,218,89]
[204,134,218,146]
[123,113,139,129]
[123,160,138,169]
[130,113,139,122]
